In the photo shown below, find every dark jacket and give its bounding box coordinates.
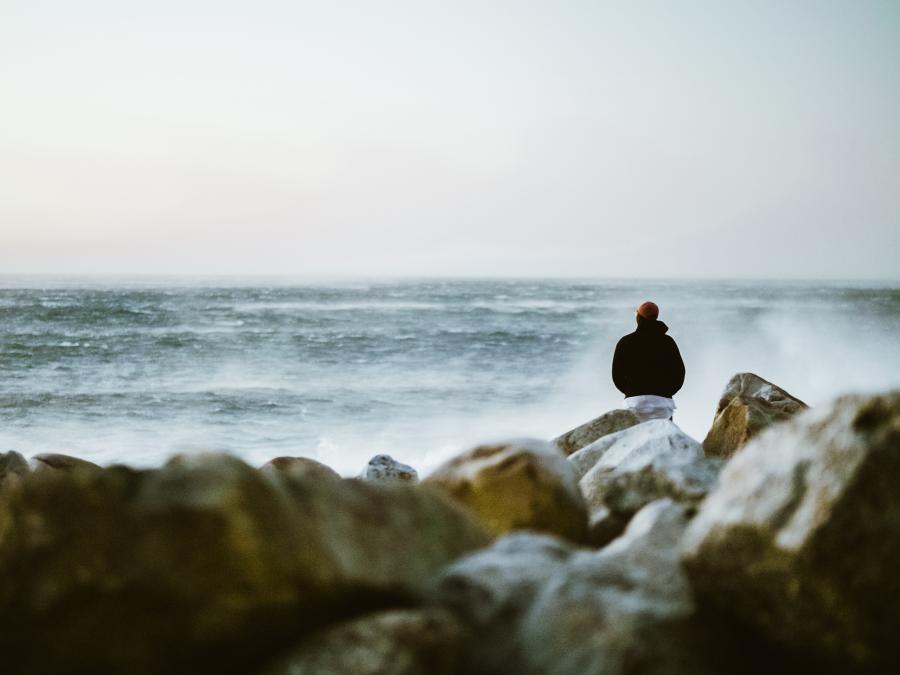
[612,319,685,398]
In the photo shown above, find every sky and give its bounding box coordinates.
[1,0,898,278]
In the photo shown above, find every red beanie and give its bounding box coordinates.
[636,301,659,320]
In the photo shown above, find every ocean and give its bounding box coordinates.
[1,277,897,475]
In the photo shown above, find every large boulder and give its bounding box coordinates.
[0,451,29,490]
[0,453,489,675]
[431,532,576,674]
[259,456,341,481]
[553,409,640,456]
[425,439,588,542]
[30,453,100,471]
[682,392,900,672]
[568,419,703,479]
[519,500,710,675]
[702,372,807,458]
[573,421,721,545]
[263,608,463,675]
[362,454,419,484]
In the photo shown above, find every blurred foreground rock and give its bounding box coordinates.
[432,532,575,673]
[426,439,587,542]
[3,388,895,675]
[434,500,722,675]
[30,452,100,471]
[683,392,900,672]
[702,372,807,458]
[0,451,29,489]
[0,453,488,675]
[362,454,419,484]
[520,499,705,675]
[264,608,463,675]
[553,409,640,455]
[260,456,341,481]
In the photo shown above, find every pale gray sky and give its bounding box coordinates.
[1,1,898,277]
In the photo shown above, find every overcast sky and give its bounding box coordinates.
[1,1,898,278]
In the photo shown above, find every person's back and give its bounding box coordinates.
[612,301,685,421]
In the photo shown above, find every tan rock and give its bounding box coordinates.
[425,439,588,543]
[702,373,807,458]
[553,409,640,456]
[259,456,340,481]
[30,453,100,471]
[0,451,29,490]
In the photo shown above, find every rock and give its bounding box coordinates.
[431,532,576,673]
[260,456,341,481]
[553,409,640,456]
[425,439,588,542]
[682,392,900,672]
[263,608,463,675]
[519,499,708,675]
[702,372,807,458]
[0,451,29,489]
[569,419,702,479]
[574,421,721,544]
[362,454,419,484]
[585,505,629,548]
[30,453,100,471]
[0,453,489,675]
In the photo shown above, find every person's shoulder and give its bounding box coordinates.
[615,332,636,347]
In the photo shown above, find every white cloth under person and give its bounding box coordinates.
[624,395,676,422]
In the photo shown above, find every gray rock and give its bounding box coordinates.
[431,532,576,673]
[569,419,702,479]
[0,451,29,489]
[553,409,640,456]
[30,453,100,471]
[0,453,489,675]
[575,421,721,544]
[519,499,706,675]
[682,392,900,672]
[702,372,807,458]
[263,608,463,675]
[362,454,419,484]
[260,456,340,481]
[585,504,629,548]
[425,439,588,542]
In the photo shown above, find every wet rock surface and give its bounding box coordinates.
[425,439,588,542]
[702,372,807,458]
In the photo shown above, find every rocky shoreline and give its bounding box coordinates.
[0,372,897,674]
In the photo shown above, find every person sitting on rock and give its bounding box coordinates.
[612,301,685,421]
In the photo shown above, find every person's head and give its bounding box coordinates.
[636,300,659,326]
